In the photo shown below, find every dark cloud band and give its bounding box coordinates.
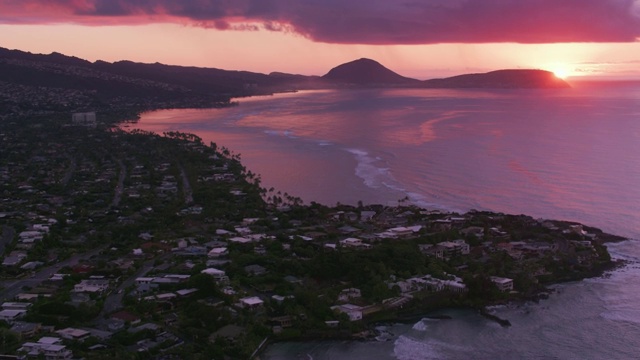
[2,0,640,44]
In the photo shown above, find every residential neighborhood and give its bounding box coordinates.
[0,114,621,359]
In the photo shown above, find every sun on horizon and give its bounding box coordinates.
[551,67,570,79]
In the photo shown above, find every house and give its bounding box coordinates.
[490,276,514,292]
[388,226,421,237]
[135,277,155,285]
[337,288,361,302]
[20,261,43,270]
[207,247,228,258]
[419,244,445,259]
[55,328,91,342]
[238,296,264,310]
[18,337,72,360]
[437,239,470,258]
[176,288,198,297]
[270,315,293,328]
[0,309,27,323]
[443,279,467,293]
[201,268,229,283]
[433,219,452,230]
[339,238,370,248]
[161,274,191,283]
[2,252,27,267]
[49,274,69,282]
[228,236,253,244]
[73,279,110,293]
[143,293,177,302]
[331,304,363,321]
[2,302,32,311]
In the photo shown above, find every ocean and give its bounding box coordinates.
[133,83,640,359]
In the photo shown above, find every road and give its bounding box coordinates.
[97,255,167,318]
[0,246,106,301]
[111,159,126,207]
[178,163,193,205]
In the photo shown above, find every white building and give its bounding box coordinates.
[73,279,110,293]
[437,239,470,257]
[19,337,73,360]
[208,247,228,258]
[490,276,514,292]
[201,268,229,283]
[238,296,264,310]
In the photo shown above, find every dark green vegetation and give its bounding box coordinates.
[0,114,621,359]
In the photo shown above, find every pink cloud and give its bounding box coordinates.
[1,0,639,44]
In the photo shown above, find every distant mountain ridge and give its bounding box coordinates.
[322,57,569,89]
[322,58,420,85]
[0,47,570,119]
[424,69,571,89]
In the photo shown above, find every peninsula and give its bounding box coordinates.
[0,112,621,359]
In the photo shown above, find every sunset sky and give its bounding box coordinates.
[1,0,640,79]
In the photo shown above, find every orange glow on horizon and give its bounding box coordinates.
[0,24,639,80]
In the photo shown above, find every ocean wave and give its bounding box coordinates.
[600,309,640,325]
[393,335,445,360]
[411,317,443,332]
[264,129,297,138]
[345,148,460,212]
[605,240,640,262]
[412,321,429,331]
[393,334,473,360]
[346,148,393,189]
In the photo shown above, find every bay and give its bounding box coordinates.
[132,84,640,359]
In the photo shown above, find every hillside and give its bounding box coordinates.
[0,47,571,120]
[322,58,420,86]
[0,47,313,119]
[423,69,570,89]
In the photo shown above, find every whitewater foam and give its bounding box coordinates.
[412,320,429,331]
[264,129,297,138]
[393,335,444,360]
[346,148,394,189]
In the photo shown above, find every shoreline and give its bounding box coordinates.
[110,110,634,359]
[3,107,634,360]
[258,255,628,356]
